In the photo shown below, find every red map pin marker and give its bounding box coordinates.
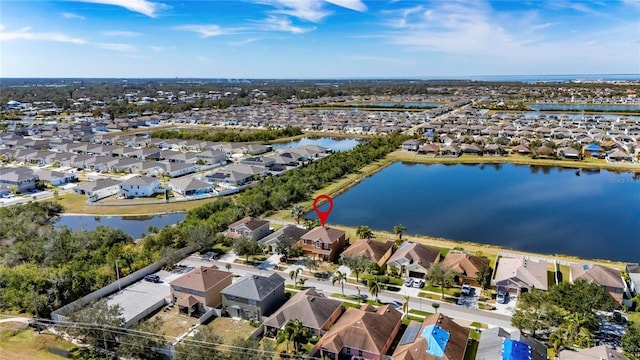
[313,194,333,227]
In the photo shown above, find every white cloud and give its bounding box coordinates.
[176,25,231,38]
[62,12,85,20]
[259,16,315,34]
[257,0,330,22]
[324,0,367,12]
[0,26,86,44]
[228,38,261,46]
[102,30,141,37]
[150,46,165,52]
[73,0,168,18]
[97,43,137,52]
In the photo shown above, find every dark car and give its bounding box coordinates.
[144,274,160,283]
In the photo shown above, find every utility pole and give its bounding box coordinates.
[115,260,121,291]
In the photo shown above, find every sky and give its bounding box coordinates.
[0,0,639,78]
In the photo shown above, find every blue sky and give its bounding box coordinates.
[1,0,639,78]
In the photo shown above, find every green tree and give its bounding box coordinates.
[393,224,406,243]
[289,267,302,284]
[225,263,232,272]
[304,218,321,229]
[277,319,311,354]
[291,204,304,225]
[332,270,347,296]
[302,257,320,275]
[475,265,492,290]
[66,300,124,352]
[175,326,224,360]
[368,278,382,302]
[424,263,455,299]
[118,317,167,359]
[233,236,263,264]
[622,324,640,360]
[356,225,374,239]
[340,255,369,282]
[432,303,440,313]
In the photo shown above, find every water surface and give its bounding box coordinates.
[271,137,360,152]
[56,213,185,240]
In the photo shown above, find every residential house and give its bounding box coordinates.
[418,144,440,156]
[570,263,626,306]
[341,239,394,268]
[34,169,77,186]
[259,224,309,254]
[392,314,469,360]
[511,144,531,155]
[558,146,580,160]
[165,162,198,178]
[298,226,348,262]
[440,145,461,157]
[169,177,213,197]
[119,176,160,198]
[169,266,233,316]
[402,139,420,151]
[196,149,226,165]
[226,216,270,241]
[606,148,633,162]
[221,273,286,321]
[0,167,39,193]
[492,257,548,296]
[441,253,490,286]
[73,178,121,201]
[583,143,604,158]
[627,263,640,295]
[387,242,441,278]
[263,288,344,338]
[316,304,402,360]
[559,345,630,360]
[476,327,547,360]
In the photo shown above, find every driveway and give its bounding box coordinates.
[457,286,480,309]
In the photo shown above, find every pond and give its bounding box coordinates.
[309,162,640,262]
[271,137,361,152]
[529,104,640,111]
[55,213,186,240]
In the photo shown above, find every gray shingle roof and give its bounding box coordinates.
[221,273,285,301]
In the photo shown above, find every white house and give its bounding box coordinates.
[119,176,161,198]
[169,177,213,196]
[74,178,121,201]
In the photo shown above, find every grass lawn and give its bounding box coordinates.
[0,322,78,359]
[408,309,433,317]
[55,192,216,215]
[151,307,199,338]
[464,339,479,360]
[204,317,255,345]
[627,311,640,325]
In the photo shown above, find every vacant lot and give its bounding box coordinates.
[151,307,199,338]
[0,322,77,360]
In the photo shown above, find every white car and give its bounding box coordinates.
[496,288,507,304]
[461,283,471,296]
[412,279,424,288]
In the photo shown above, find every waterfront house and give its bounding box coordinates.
[316,304,402,360]
[492,257,548,296]
[476,327,547,360]
[226,216,270,241]
[169,177,213,197]
[259,224,309,254]
[73,178,121,201]
[387,242,441,278]
[511,144,531,156]
[263,288,343,338]
[559,345,630,360]
[392,314,469,360]
[606,148,633,163]
[417,144,440,156]
[119,176,161,198]
[298,226,348,262]
[558,146,580,160]
[221,273,286,321]
[583,143,604,158]
[440,145,460,157]
[340,239,394,268]
[627,263,640,295]
[440,253,490,286]
[402,139,420,151]
[169,266,233,316]
[570,263,626,306]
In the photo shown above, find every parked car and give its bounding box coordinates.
[412,279,425,288]
[144,274,160,283]
[404,277,414,287]
[461,283,471,296]
[496,287,506,304]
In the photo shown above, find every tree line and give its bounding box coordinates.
[150,126,303,143]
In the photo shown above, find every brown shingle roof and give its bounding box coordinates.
[570,264,624,289]
[441,253,490,278]
[228,216,269,231]
[169,266,231,292]
[341,239,393,263]
[319,304,402,356]
[263,288,343,331]
[388,242,441,268]
[393,314,469,360]
[301,226,346,244]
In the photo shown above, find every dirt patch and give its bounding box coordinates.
[204,317,255,345]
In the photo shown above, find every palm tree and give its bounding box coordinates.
[424,263,455,299]
[297,277,307,289]
[291,204,304,225]
[332,271,347,296]
[277,319,310,354]
[393,224,406,242]
[356,225,374,240]
[368,279,381,303]
[432,303,440,313]
[289,268,302,284]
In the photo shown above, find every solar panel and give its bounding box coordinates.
[398,324,422,345]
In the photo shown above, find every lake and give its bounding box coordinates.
[271,137,361,152]
[529,104,640,111]
[310,162,640,262]
[55,213,186,240]
[346,102,441,108]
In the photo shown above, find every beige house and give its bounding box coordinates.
[169,266,233,316]
[492,257,548,296]
[341,239,394,268]
[227,216,270,241]
[570,263,626,306]
[298,226,348,262]
[387,242,441,278]
[441,253,490,286]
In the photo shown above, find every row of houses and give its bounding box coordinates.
[0,167,77,194]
